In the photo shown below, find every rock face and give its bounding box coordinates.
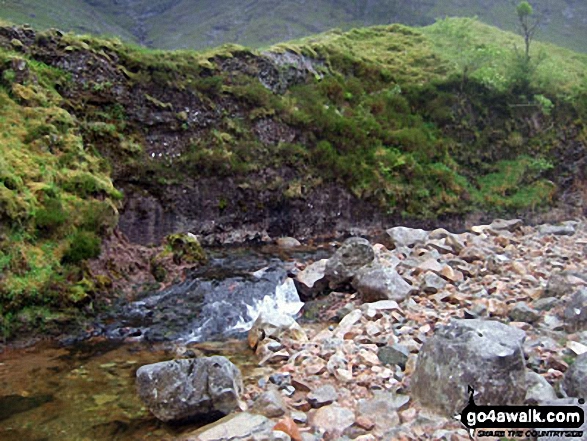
[352,265,415,303]
[562,353,587,398]
[411,319,527,416]
[324,237,374,288]
[136,357,243,422]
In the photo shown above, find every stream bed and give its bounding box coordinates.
[0,244,332,441]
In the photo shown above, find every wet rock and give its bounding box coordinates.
[248,311,308,350]
[295,259,329,299]
[411,319,527,416]
[136,356,243,423]
[251,387,288,418]
[325,237,374,287]
[276,237,302,249]
[378,344,409,369]
[352,265,415,303]
[310,404,355,435]
[385,226,428,249]
[181,412,273,441]
[509,302,541,324]
[564,288,587,331]
[562,353,587,398]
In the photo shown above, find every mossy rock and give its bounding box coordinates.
[166,232,207,265]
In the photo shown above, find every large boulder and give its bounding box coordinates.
[352,265,415,303]
[324,237,374,288]
[562,352,587,398]
[136,356,243,422]
[411,319,527,416]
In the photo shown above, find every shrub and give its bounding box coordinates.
[61,231,101,264]
[35,197,67,236]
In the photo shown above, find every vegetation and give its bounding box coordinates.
[0,0,586,53]
[0,16,586,338]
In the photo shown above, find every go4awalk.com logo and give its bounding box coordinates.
[457,386,585,439]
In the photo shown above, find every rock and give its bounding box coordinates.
[352,265,415,303]
[136,357,243,423]
[489,218,523,232]
[525,371,558,404]
[333,308,363,338]
[181,412,273,441]
[251,387,288,418]
[325,237,374,287]
[307,385,338,408]
[562,353,587,398]
[564,288,587,331]
[378,344,409,369]
[310,404,355,434]
[295,259,329,299]
[411,319,527,416]
[509,302,541,324]
[273,417,302,441]
[538,223,577,236]
[459,246,486,263]
[534,297,558,311]
[420,272,447,294]
[385,226,428,249]
[276,237,302,249]
[357,391,404,437]
[248,311,307,350]
[543,271,586,298]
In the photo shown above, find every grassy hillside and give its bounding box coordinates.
[0,18,585,338]
[0,0,585,52]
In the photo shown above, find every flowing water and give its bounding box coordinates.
[0,244,332,441]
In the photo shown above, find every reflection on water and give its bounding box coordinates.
[0,339,265,441]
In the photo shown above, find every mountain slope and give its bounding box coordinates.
[0,19,585,337]
[0,0,585,52]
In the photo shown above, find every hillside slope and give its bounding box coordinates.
[0,0,585,52]
[0,19,585,338]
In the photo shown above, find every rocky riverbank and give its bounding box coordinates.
[136,218,587,440]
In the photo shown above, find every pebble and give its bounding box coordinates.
[240,218,587,441]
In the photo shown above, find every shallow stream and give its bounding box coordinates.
[0,244,332,440]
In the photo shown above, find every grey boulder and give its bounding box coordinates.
[324,237,374,287]
[411,319,527,416]
[136,356,243,422]
[352,265,415,303]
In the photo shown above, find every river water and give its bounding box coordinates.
[0,244,332,441]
